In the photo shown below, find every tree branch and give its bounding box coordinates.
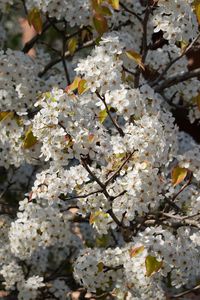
[172,171,193,202]
[61,22,70,85]
[154,67,200,92]
[22,21,51,54]
[171,284,200,298]
[162,212,200,229]
[80,157,127,228]
[134,4,151,87]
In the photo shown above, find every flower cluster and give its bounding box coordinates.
[153,0,198,43]
[0,0,200,299]
[26,0,91,26]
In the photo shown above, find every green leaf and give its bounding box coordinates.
[89,211,109,224]
[98,106,111,123]
[23,128,37,149]
[125,50,145,70]
[171,166,188,186]
[96,235,109,247]
[145,255,163,277]
[93,13,108,35]
[68,37,78,56]
[28,8,43,34]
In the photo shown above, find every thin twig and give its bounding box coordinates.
[119,2,142,22]
[81,157,127,228]
[96,91,125,137]
[21,0,28,15]
[38,39,95,77]
[172,171,193,202]
[134,4,151,87]
[59,190,103,201]
[171,284,200,298]
[164,172,193,213]
[107,208,127,228]
[81,158,106,192]
[61,22,70,85]
[105,151,135,186]
[122,65,136,76]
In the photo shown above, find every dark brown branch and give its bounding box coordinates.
[22,21,51,54]
[81,157,127,228]
[164,173,192,213]
[61,22,71,85]
[107,208,127,228]
[141,6,150,63]
[81,157,107,192]
[59,190,103,201]
[155,67,200,92]
[122,65,136,76]
[134,5,151,87]
[164,198,180,213]
[105,151,135,186]
[172,171,193,202]
[96,91,125,137]
[21,0,28,15]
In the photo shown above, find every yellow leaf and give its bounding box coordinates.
[68,37,78,56]
[108,0,120,10]
[180,40,189,53]
[78,79,88,95]
[100,5,112,16]
[145,255,163,277]
[125,50,145,70]
[171,166,188,186]
[65,77,81,94]
[192,93,200,111]
[92,0,101,12]
[28,8,43,34]
[23,128,37,149]
[0,111,14,122]
[193,0,200,24]
[93,13,108,35]
[129,245,144,257]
